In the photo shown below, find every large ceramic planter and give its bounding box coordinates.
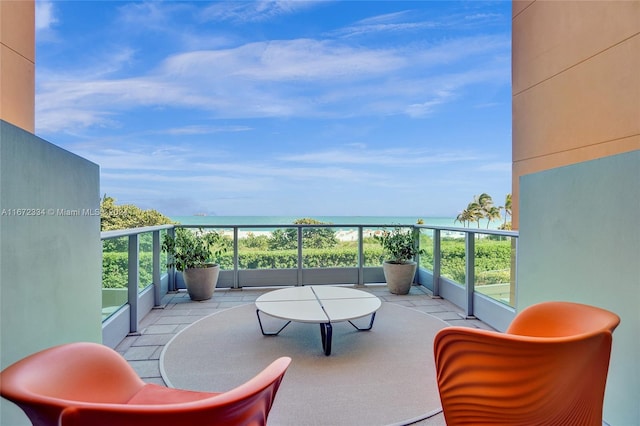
[182,264,220,301]
[382,261,417,295]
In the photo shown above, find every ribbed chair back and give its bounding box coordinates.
[434,301,620,426]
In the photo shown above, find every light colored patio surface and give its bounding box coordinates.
[116,284,494,426]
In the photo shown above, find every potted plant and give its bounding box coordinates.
[375,226,424,295]
[162,228,227,300]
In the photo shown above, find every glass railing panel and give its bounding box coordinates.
[160,229,168,275]
[102,236,129,320]
[474,234,516,307]
[363,226,385,267]
[194,227,233,269]
[238,226,296,269]
[440,230,466,285]
[302,226,357,268]
[418,228,434,271]
[138,232,153,291]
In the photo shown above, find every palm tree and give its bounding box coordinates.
[471,193,494,228]
[485,206,502,228]
[467,201,482,228]
[502,194,512,227]
[455,209,472,227]
[458,193,506,229]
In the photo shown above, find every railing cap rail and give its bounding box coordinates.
[178,223,407,229]
[416,224,518,237]
[100,223,518,240]
[178,223,518,237]
[101,224,174,240]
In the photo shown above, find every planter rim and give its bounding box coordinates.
[181,263,219,272]
[383,260,417,265]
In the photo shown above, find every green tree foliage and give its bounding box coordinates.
[267,218,339,250]
[101,196,175,285]
[268,229,297,250]
[240,232,270,250]
[100,195,173,231]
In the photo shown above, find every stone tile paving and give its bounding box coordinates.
[116,284,494,424]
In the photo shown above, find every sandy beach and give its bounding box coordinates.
[219,229,383,242]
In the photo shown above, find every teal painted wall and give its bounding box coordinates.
[0,121,102,425]
[517,150,639,425]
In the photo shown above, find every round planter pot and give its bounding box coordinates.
[182,265,220,301]
[382,261,417,295]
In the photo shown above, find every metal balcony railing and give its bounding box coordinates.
[101,223,518,348]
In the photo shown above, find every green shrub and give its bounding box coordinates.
[102,252,153,289]
[476,269,511,285]
[239,233,269,250]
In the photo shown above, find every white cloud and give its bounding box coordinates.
[332,10,438,38]
[33,2,512,217]
[202,1,321,23]
[162,125,252,136]
[161,39,402,82]
[36,30,509,134]
[70,142,378,182]
[116,2,190,30]
[405,89,454,118]
[35,0,57,31]
[279,146,482,167]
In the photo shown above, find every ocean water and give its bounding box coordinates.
[171,215,460,227]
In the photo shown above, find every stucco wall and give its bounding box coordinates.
[0,121,102,425]
[517,151,639,425]
[0,0,35,132]
[511,0,640,228]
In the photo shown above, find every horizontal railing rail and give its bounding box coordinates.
[101,223,518,347]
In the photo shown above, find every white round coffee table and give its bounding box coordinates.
[255,286,382,356]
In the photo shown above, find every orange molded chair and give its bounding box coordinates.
[434,301,620,426]
[0,342,291,426]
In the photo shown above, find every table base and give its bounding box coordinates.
[256,310,377,356]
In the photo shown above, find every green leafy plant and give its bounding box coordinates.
[161,228,227,271]
[374,226,424,264]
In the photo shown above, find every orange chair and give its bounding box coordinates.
[434,301,620,426]
[0,342,291,426]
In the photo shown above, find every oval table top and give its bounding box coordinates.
[255,285,381,323]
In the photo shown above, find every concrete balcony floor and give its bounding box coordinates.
[116,284,495,425]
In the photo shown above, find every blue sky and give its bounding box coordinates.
[35,0,512,218]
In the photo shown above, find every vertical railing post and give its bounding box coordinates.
[464,231,476,318]
[128,233,139,333]
[297,226,303,286]
[167,227,176,292]
[432,229,441,297]
[412,226,420,285]
[357,226,364,286]
[152,230,161,306]
[233,227,240,289]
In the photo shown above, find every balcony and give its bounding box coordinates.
[100,222,516,424]
[101,223,518,347]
